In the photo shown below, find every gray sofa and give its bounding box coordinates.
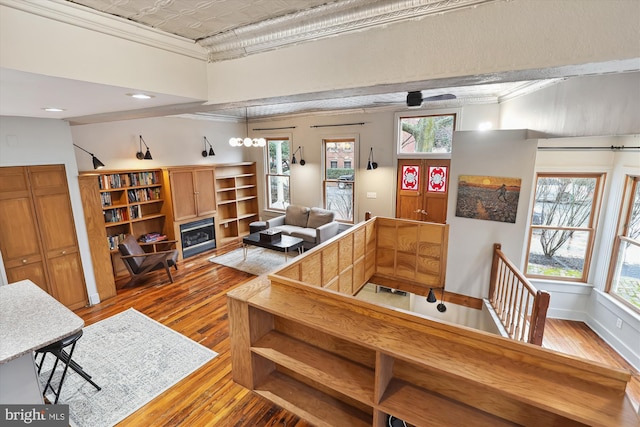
[266,205,340,250]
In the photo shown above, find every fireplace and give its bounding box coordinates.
[180,217,216,258]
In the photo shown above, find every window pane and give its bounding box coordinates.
[399,114,455,154]
[268,175,289,210]
[533,177,597,227]
[527,229,591,278]
[527,174,601,281]
[325,181,353,221]
[611,240,640,309]
[324,140,355,223]
[268,140,290,175]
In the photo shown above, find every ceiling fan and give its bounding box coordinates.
[373,91,457,109]
[406,91,456,108]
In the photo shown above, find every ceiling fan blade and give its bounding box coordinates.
[422,93,457,102]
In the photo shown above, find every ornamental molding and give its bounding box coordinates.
[199,0,498,62]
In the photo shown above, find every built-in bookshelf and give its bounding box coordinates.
[214,162,259,246]
[80,169,174,278]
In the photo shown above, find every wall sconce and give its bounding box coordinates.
[136,135,153,160]
[291,146,306,165]
[202,136,215,157]
[426,288,437,303]
[366,147,378,170]
[73,144,105,170]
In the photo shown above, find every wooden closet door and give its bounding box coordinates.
[0,167,49,291]
[170,170,197,221]
[29,165,88,309]
[195,169,216,217]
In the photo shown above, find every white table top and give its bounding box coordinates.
[0,280,84,363]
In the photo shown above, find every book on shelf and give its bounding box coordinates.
[107,233,128,250]
[139,232,167,243]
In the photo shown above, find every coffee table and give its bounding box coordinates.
[242,232,304,261]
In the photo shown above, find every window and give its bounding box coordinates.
[608,176,640,311]
[266,138,290,210]
[398,113,456,154]
[323,138,355,222]
[526,173,604,281]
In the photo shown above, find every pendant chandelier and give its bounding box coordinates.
[229,108,266,148]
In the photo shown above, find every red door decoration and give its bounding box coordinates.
[427,166,447,193]
[401,165,420,191]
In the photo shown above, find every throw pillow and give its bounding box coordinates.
[285,205,310,228]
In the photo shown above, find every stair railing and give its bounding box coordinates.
[489,243,550,345]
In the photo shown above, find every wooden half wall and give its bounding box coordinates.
[271,216,448,297]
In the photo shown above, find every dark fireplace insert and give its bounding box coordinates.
[180,217,216,258]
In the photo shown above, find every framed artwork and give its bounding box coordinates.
[401,165,420,191]
[427,166,447,193]
[455,175,521,223]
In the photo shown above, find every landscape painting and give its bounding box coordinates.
[455,175,521,223]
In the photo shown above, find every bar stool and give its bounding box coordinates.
[35,330,101,403]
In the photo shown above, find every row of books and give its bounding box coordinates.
[127,187,161,203]
[129,205,141,220]
[98,171,159,190]
[107,233,128,250]
[104,207,128,223]
[101,192,112,207]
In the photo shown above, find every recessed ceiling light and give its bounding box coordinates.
[127,93,154,100]
[42,107,65,112]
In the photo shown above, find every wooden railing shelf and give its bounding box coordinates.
[228,217,638,427]
[253,331,375,406]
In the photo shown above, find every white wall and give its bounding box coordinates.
[70,116,246,171]
[444,130,538,298]
[0,116,99,302]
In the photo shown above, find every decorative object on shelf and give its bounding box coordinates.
[73,144,105,169]
[291,146,305,165]
[426,287,437,303]
[437,286,447,312]
[202,136,215,157]
[366,147,378,170]
[228,108,266,148]
[136,135,153,160]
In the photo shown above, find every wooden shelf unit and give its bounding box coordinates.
[214,162,259,246]
[81,169,174,278]
[228,218,638,427]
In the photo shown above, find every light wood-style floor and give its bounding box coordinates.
[74,245,639,425]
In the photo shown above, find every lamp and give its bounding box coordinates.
[73,144,105,170]
[291,146,306,166]
[228,108,266,148]
[366,147,378,170]
[202,137,215,157]
[437,287,447,312]
[136,135,152,160]
[426,288,437,303]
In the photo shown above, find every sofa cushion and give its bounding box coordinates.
[307,207,335,229]
[285,205,310,228]
[290,229,317,243]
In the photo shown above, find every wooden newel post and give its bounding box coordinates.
[529,290,551,346]
[489,243,501,302]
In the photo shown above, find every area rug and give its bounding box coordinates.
[38,308,218,427]
[209,246,293,275]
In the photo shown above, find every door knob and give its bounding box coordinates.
[414,209,421,213]
[421,210,428,215]
[22,259,27,263]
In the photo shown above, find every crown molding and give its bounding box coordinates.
[200,0,498,62]
[1,0,207,61]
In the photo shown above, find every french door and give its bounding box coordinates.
[396,159,450,224]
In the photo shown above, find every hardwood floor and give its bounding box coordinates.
[75,245,313,427]
[74,246,639,425]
